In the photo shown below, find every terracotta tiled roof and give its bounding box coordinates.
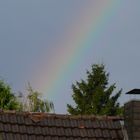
[0,111,124,140]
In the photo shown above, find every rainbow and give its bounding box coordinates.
[31,1,121,99]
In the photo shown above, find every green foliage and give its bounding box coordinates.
[67,64,123,115]
[0,79,20,110]
[20,83,54,113]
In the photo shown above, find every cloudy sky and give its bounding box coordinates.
[0,0,140,113]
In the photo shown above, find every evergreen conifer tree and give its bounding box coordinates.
[67,64,123,115]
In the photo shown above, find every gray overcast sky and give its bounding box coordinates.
[0,0,140,113]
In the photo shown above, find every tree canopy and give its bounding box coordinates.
[19,83,55,113]
[0,79,20,110]
[67,64,123,115]
[0,80,54,113]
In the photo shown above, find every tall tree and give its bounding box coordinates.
[19,83,55,113]
[67,64,123,115]
[0,79,20,110]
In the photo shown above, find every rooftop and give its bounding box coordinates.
[0,111,124,140]
[126,89,140,94]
